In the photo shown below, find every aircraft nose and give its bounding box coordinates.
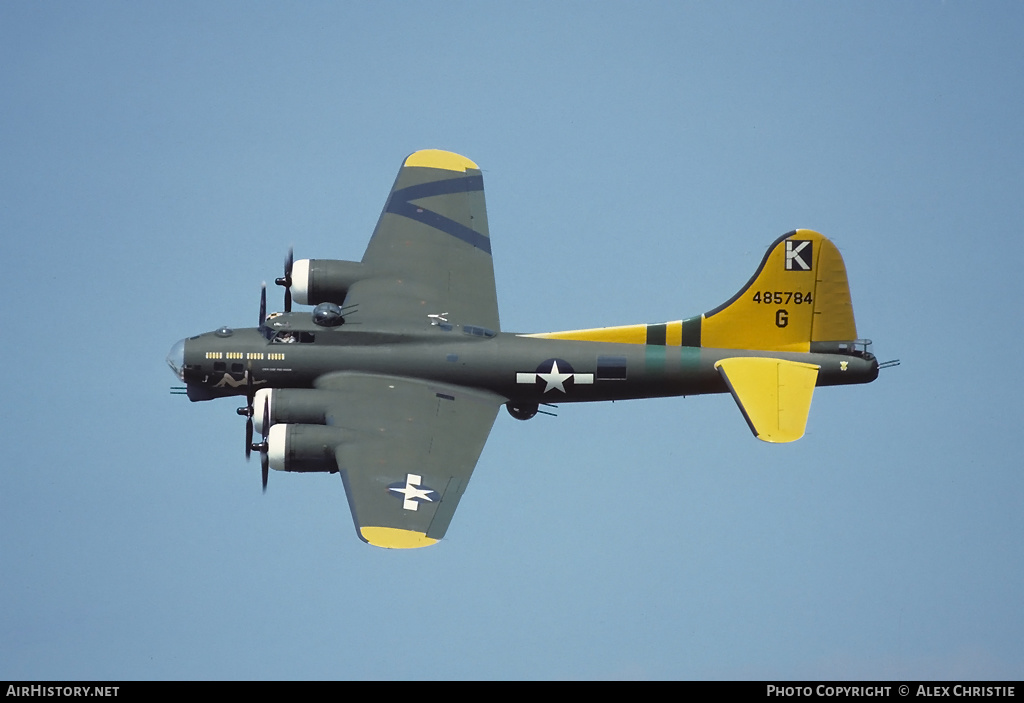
[166,338,186,380]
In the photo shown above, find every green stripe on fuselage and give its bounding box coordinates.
[646,323,667,346]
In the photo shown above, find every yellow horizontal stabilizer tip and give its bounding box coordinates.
[715,357,820,443]
[404,149,479,172]
[360,526,439,549]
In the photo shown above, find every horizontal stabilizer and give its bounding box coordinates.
[715,357,820,443]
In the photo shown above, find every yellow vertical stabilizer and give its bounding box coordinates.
[714,357,820,443]
[701,230,857,352]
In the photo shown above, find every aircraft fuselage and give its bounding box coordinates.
[171,323,877,405]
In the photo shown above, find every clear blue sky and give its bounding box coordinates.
[2,1,1021,680]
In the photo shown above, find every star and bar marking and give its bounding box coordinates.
[387,473,439,511]
[516,359,594,394]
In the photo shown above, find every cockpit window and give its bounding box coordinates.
[273,331,315,344]
[463,325,496,338]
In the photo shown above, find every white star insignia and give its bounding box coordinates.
[388,473,437,511]
[537,360,573,393]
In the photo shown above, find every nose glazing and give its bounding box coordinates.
[166,338,186,380]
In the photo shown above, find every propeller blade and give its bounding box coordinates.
[260,395,270,493]
[245,418,254,460]
[241,362,256,461]
[258,282,267,330]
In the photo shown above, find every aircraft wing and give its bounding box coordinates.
[346,149,500,332]
[315,371,503,548]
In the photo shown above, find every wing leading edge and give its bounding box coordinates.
[315,372,503,548]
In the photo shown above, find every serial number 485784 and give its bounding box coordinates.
[752,291,813,305]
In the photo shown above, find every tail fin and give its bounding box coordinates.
[698,229,857,352]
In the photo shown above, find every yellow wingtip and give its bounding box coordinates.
[404,149,478,172]
[360,526,439,549]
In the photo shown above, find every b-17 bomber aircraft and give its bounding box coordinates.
[167,149,882,549]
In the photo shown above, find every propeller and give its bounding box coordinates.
[237,363,256,461]
[275,247,294,313]
[248,395,271,493]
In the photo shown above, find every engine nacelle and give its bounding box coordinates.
[292,259,369,305]
[506,401,539,421]
[266,424,347,473]
[254,388,335,434]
